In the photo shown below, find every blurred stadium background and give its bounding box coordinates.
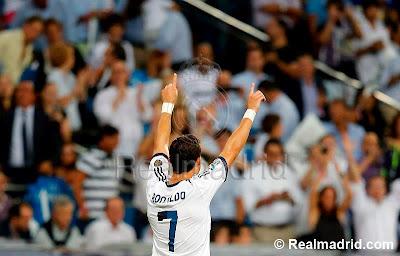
[0,0,400,255]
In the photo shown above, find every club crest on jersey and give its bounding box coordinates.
[154,159,163,167]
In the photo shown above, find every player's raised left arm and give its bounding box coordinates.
[153,73,178,156]
[220,84,266,166]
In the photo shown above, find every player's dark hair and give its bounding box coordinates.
[169,134,201,173]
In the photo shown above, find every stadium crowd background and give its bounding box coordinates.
[0,0,400,252]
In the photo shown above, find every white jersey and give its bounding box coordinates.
[147,153,228,256]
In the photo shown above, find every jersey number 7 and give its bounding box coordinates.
[157,210,178,252]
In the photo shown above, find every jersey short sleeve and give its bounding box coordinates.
[149,153,170,183]
[193,156,228,202]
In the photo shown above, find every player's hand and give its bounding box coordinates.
[247,83,266,112]
[161,73,178,104]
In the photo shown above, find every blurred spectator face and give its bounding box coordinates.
[15,81,35,108]
[49,43,72,68]
[147,51,171,77]
[264,143,284,167]
[329,100,348,125]
[364,4,380,21]
[320,135,337,158]
[38,161,54,176]
[262,114,283,139]
[105,198,125,226]
[362,132,379,155]
[298,55,315,79]
[23,21,44,43]
[246,49,265,73]
[367,176,387,202]
[217,70,232,88]
[0,172,7,194]
[13,205,33,232]
[41,83,58,107]
[100,133,120,154]
[53,203,73,231]
[0,75,13,98]
[319,187,337,213]
[45,22,63,44]
[33,0,48,9]
[309,143,330,166]
[271,121,283,139]
[361,95,376,112]
[266,18,285,40]
[108,24,124,43]
[60,144,77,167]
[111,61,129,86]
[327,2,343,22]
[195,43,214,61]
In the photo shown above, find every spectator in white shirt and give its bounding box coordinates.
[93,60,152,157]
[195,42,214,62]
[353,0,398,85]
[89,14,135,72]
[47,43,89,131]
[34,196,82,249]
[146,1,193,68]
[242,139,301,243]
[349,167,400,251]
[317,0,362,72]
[232,47,268,97]
[84,197,136,250]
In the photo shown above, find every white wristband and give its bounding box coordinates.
[243,109,256,122]
[161,102,174,114]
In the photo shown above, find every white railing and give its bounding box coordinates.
[182,0,400,111]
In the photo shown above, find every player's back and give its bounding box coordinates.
[147,153,227,256]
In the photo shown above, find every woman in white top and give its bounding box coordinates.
[47,43,89,131]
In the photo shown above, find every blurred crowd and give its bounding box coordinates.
[0,0,400,252]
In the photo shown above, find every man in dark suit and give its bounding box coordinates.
[296,54,327,119]
[0,81,61,190]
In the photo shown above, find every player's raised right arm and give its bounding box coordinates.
[153,73,178,156]
[220,84,266,166]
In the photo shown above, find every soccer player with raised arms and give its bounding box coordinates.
[147,73,266,256]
